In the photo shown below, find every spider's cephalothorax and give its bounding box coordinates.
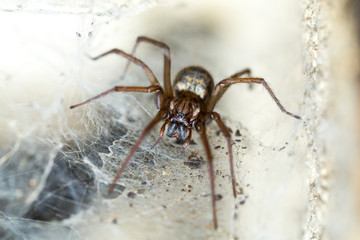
[166,66,214,142]
[70,36,301,229]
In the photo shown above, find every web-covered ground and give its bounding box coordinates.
[0,90,304,240]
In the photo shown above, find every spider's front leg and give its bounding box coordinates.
[121,36,173,98]
[207,72,301,120]
[108,109,167,193]
[70,48,165,109]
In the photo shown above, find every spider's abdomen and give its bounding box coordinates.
[173,66,214,101]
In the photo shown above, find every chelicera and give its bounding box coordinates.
[70,36,301,229]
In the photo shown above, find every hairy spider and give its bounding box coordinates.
[70,36,301,229]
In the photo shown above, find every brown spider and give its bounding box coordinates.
[70,36,301,229]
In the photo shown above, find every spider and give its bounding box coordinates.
[70,36,301,229]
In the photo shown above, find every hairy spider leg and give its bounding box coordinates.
[108,110,166,193]
[207,75,301,120]
[198,123,218,229]
[69,49,164,110]
[211,112,236,197]
[121,36,173,98]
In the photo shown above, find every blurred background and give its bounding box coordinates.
[0,0,359,239]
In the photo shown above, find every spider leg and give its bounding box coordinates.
[153,119,170,147]
[207,77,301,119]
[70,86,161,109]
[108,110,166,194]
[90,49,161,87]
[211,112,236,197]
[121,36,173,98]
[198,123,218,229]
[208,68,250,106]
[71,48,166,109]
